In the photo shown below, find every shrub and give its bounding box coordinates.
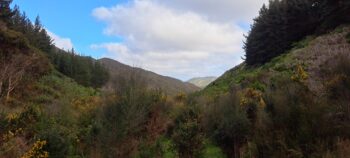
[203,93,251,158]
[136,137,176,158]
[171,107,204,158]
[346,32,350,44]
[37,127,70,158]
[322,53,350,100]
[21,140,49,158]
[93,71,169,157]
[291,65,308,83]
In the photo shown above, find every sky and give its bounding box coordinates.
[12,0,267,81]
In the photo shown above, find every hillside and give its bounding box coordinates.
[99,58,200,95]
[187,77,217,89]
[194,26,350,157]
[202,26,350,97]
[1,0,350,158]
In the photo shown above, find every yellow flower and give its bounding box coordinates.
[21,140,49,158]
[291,64,308,82]
[6,113,19,122]
[259,97,266,108]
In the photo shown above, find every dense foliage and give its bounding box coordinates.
[201,27,350,157]
[1,1,109,88]
[1,0,350,157]
[49,49,109,88]
[244,0,350,65]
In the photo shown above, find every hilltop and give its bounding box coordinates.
[187,77,217,89]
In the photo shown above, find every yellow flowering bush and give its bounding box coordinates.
[6,113,19,122]
[239,88,266,109]
[72,96,101,112]
[21,140,49,158]
[291,64,308,82]
[2,128,23,141]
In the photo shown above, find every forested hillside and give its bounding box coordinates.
[1,0,350,158]
[244,0,350,65]
[195,0,350,157]
[0,1,216,157]
[100,58,199,95]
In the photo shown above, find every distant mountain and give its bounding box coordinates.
[187,77,217,88]
[99,58,200,95]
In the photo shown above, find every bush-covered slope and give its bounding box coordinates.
[195,26,350,158]
[203,26,350,97]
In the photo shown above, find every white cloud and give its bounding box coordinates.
[91,0,265,80]
[47,30,74,51]
[155,0,268,22]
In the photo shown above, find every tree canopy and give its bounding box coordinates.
[1,2,109,88]
[244,0,350,66]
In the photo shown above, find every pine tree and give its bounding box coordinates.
[34,16,42,33]
[0,0,14,25]
[11,5,22,29]
[244,0,330,66]
[317,0,350,32]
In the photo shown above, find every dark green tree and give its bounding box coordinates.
[317,0,350,32]
[244,0,349,66]
[0,0,13,24]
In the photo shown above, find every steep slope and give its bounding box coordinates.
[99,58,200,95]
[202,26,350,97]
[187,77,217,88]
[196,26,350,158]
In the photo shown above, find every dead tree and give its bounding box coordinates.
[0,53,39,102]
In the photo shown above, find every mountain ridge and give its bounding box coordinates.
[187,76,217,88]
[99,58,200,95]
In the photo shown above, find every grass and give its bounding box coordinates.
[202,140,226,158]
[134,137,226,158]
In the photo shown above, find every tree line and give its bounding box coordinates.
[0,0,109,88]
[244,0,350,65]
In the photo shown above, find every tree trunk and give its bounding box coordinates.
[234,143,240,158]
[226,146,236,158]
[6,77,12,102]
[0,81,2,96]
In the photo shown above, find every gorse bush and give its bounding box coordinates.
[203,93,251,158]
[171,106,204,158]
[91,71,170,157]
[200,56,350,158]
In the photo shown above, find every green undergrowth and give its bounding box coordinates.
[134,137,225,158]
[202,140,226,158]
[198,32,324,97]
[201,50,297,96]
[32,71,98,105]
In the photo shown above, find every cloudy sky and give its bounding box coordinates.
[12,0,267,80]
